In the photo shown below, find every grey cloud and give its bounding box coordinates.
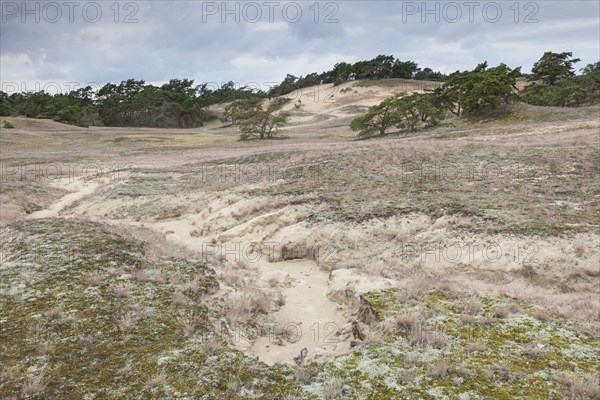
[1,0,598,90]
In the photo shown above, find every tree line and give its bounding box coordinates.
[0,54,444,128]
[0,79,262,128]
[267,55,446,98]
[1,51,598,136]
[351,52,600,138]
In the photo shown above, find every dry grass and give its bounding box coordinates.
[570,379,600,400]
[400,370,417,383]
[119,313,136,333]
[294,367,312,385]
[404,352,421,366]
[21,373,46,397]
[493,306,511,319]
[570,268,600,279]
[225,288,271,324]
[84,272,101,287]
[574,243,586,258]
[0,370,15,384]
[408,327,448,349]
[323,377,344,400]
[556,373,600,400]
[20,272,35,285]
[522,344,547,358]
[363,327,385,345]
[114,287,130,299]
[198,336,224,356]
[220,268,242,287]
[486,364,511,383]
[172,292,188,307]
[455,363,474,378]
[169,273,181,286]
[466,340,488,353]
[532,309,550,322]
[395,313,421,331]
[131,270,147,282]
[183,277,200,294]
[268,276,280,288]
[26,322,45,339]
[43,306,63,319]
[427,359,451,379]
[153,273,167,285]
[37,342,54,355]
[520,264,537,281]
[397,277,433,302]
[145,371,167,388]
[109,267,126,277]
[460,299,483,315]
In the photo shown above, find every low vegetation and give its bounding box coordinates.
[3,219,597,398]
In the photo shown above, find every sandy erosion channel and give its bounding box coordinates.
[146,217,357,365]
[24,176,359,365]
[247,259,350,365]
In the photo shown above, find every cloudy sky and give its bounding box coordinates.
[1,1,598,93]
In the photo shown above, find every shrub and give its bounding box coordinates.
[2,119,14,128]
[145,371,167,388]
[532,309,550,322]
[396,313,420,331]
[493,306,510,318]
[427,359,451,379]
[21,373,46,397]
[408,327,448,349]
[467,341,488,353]
[323,377,344,399]
[461,299,483,315]
[53,105,88,127]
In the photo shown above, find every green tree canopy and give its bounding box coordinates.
[350,93,443,138]
[530,51,581,85]
[434,62,521,116]
[230,97,290,140]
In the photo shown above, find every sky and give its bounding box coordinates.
[1,0,599,94]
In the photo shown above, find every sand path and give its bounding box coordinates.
[27,178,101,219]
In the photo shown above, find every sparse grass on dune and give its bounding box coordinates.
[236,126,599,235]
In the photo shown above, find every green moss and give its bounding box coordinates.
[312,288,599,399]
[2,220,597,399]
[0,219,301,399]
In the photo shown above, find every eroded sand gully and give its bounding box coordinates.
[25,169,600,364]
[137,221,357,365]
[25,177,359,364]
[247,259,350,365]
